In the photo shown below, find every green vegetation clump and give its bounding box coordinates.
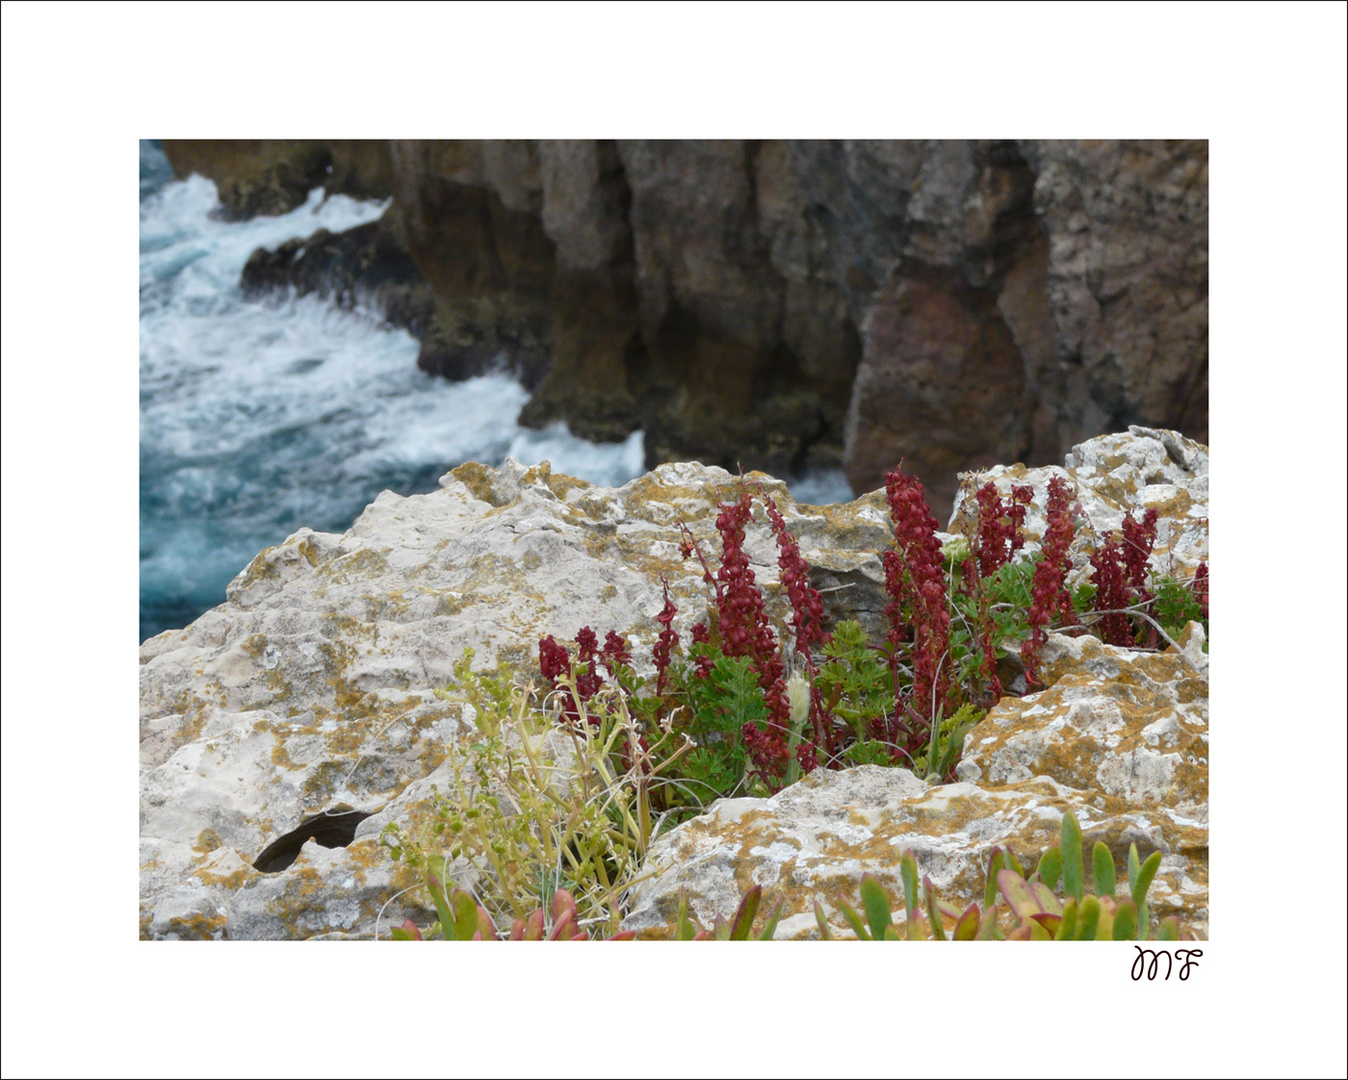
[381,650,690,938]
[534,470,1208,807]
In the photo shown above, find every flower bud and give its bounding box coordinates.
[786,669,811,729]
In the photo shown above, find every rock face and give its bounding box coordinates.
[160,140,1207,509]
[139,429,1209,939]
[160,139,395,220]
[1020,142,1209,448]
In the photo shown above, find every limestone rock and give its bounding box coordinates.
[139,431,1210,939]
[140,460,872,727]
[956,624,1208,816]
[139,458,895,938]
[619,764,1207,941]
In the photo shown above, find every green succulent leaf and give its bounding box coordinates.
[756,899,784,942]
[814,900,836,941]
[1060,811,1084,903]
[1093,841,1116,899]
[1030,880,1062,916]
[1094,900,1115,942]
[1037,846,1063,892]
[998,869,1039,921]
[861,874,894,940]
[924,876,947,941]
[426,874,454,936]
[985,849,1007,910]
[1112,899,1139,941]
[899,853,920,920]
[674,888,697,941]
[1075,895,1101,940]
[952,902,982,941]
[836,896,872,941]
[1055,898,1078,941]
[1130,850,1163,908]
[728,885,763,941]
[460,892,492,941]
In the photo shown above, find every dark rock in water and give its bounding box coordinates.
[253,807,374,874]
[240,215,436,339]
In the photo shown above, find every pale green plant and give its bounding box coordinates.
[382,650,693,937]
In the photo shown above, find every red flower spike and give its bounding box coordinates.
[1192,561,1209,620]
[652,578,679,696]
[972,482,1033,578]
[599,630,632,675]
[538,635,571,687]
[754,483,827,662]
[960,482,1034,699]
[882,464,951,740]
[574,626,604,705]
[689,621,714,678]
[1089,507,1161,647]
[1022,475,1078,685]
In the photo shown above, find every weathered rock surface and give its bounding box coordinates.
[1020,141,1209,448]
[161,140,1207,504]
[139,429,1209,939]
[139,458,890,937]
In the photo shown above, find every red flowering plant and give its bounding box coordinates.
[997,477,1207,684]
[675,488,811,791]
[1020,475,1082,685]
[534,475,833,801]
[876,464,954,764]
[534,465,1209,810]
[1088,507,1159,647]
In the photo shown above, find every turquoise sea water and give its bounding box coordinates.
[138,140,851,641]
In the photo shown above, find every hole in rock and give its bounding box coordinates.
[253,804,374,873]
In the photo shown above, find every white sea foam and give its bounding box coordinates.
[138,143,851,640]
